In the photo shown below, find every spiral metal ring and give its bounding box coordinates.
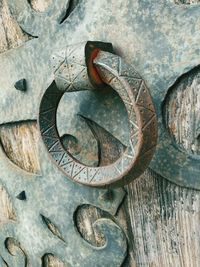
[39,41,157,188]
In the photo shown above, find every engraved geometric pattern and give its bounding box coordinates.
[39,43,157,188]
[0,3,128,266]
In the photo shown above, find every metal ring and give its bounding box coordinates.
[39,41,157,188]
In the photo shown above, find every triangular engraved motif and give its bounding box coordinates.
[115,157,125,174]
[44,138,59,150]
[129,119,139,137]
[67,44,86,66]
[52,49,66,61]
[126,78,142,95]
[39,117,54,133]
[142,114,156,131]
[55,75,71,91]
[136,82,155,111]
[115,164,122,175]
[73,68,92,90]
[70,65,86,83]
[40,108,56,123]
[72,163,85,178]
[139,116,157,156]
[59,153,73,167]
[88,168,99,182]
[51,152,65,164]
[90,168,104,183]
[74,167,89,182]
[129,138,137,155]
[49,141,63,152]
[40,97,56,112]
[119,60,141,79]
[42,125,58,138]
[62,161,75,176]
[51,51,65,72]
[137,106,155,128]
[130,120,139,129]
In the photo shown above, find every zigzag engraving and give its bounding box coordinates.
[39,44,157,188]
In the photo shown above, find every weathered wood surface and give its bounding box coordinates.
[164,67,200,156]
[0,1,200,266]
[0,121,40,174]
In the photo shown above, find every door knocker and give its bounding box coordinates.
[2,0,200,189]
[1,1,200,266]
[39,41,158,188]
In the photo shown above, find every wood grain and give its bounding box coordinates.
[30,0,52,12]
[164,67,200,155]
[0,121,40,174]
[124,170,200,267]
[0,0,30,53]
[42,254,65,267]
[0,185,16,227]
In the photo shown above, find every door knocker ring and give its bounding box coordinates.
[39,41,157,188]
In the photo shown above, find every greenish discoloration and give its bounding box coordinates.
[0,137,127,266]
[0,0,199,188]
[0,0,200,264]
[0,2,127,265]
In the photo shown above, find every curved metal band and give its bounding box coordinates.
[39,42,157,188]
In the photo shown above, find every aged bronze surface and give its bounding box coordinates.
[1,0,200,188]
[0,0,200,265]
[39,42,157,188]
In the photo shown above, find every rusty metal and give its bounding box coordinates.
[39,42,157,188]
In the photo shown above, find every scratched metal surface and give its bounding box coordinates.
[0,0,200,264]
[39,43,157,188]
[0,1,129,266]
[0,0,200,188]
[0,138,127,266]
